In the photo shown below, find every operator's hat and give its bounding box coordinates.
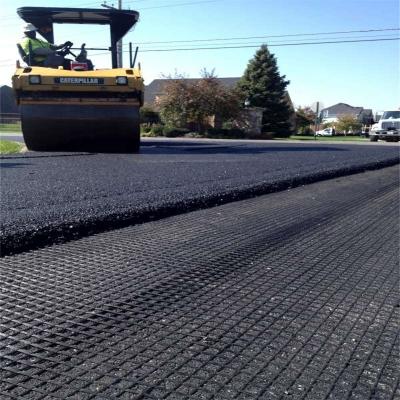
[23,23,38,32]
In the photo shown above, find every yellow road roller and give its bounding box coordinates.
[12,7,144,152]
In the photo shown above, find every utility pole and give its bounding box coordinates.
[101,1,123,68]
[314,101,320,140]
[117,0,123,68]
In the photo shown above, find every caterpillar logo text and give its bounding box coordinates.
[54,77,104,84]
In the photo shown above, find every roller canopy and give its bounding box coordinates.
[17,7,139,44]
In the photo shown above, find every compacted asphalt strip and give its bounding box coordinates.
[0,166,398,399]
[0,140,399,255]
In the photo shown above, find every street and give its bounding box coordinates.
[0,165,398,399]
[1,0,398,396]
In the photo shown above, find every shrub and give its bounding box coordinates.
[206,128,245,139]
[140,124,155,137]
[228,128,246,139]
[271,126,293,138]
[296,127,315,136]
[163,127,190,137]
[150,124,164,136]
[184,131,204,138]
[140,124,152,133]
[140,106,160,124]
[222,120,237,130]
[259,132,275,140]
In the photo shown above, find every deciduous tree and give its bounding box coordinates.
[157,73,192,128]
[296,106,316,134]
[158,71,241,132]
[336,114,362,134]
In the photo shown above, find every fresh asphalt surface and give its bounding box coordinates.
[0,166,398,399]
[0,138,399,254]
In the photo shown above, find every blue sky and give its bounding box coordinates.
[1,0,399,112]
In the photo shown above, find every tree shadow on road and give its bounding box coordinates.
[140,141,348,155]
[0,162,32,168]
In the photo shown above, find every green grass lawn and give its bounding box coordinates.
[0,123,22,132]
[289,135,368,142]
[0,140,24,154]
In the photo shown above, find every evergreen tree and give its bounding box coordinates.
[237,45,292,137]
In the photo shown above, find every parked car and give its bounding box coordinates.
[316,127,335,136]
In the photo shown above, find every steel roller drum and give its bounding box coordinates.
[21,103,140,152]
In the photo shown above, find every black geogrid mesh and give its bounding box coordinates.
[0,167,399,400]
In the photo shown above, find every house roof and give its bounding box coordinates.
[144,77,241,104]
[320,103,363,117]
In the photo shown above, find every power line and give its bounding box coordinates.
[47,27,398,47]
[136,37,400,52]
[1,32,398,66]
[132,34,399,49]
[86,36,399,56]
[123,28,400,46]
[0,35,397,68]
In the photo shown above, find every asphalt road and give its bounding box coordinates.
[1,139,399,254]
[0,166,398,399]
